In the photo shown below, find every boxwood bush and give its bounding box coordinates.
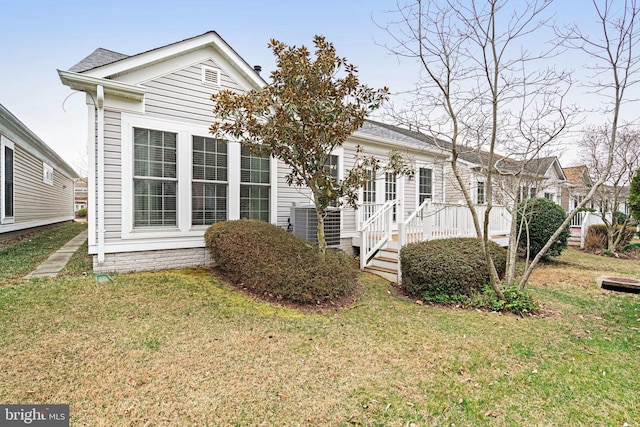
[516,197,570,260]
[400,237,507,302]
[204,219,355,304]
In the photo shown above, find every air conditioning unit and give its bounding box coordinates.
[290,205,341,247]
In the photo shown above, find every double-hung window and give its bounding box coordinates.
[1,136,14,223]
[192,136,227,225]
[418,167,433,204]
[240,146,270,221]
[133,128,177,227]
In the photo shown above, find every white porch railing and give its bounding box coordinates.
[359,201,512,273]
[359,200,396,270]
[570,211,585,228]
[398,202,511,244]
[356,202,386,231]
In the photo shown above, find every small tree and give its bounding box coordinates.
[629,168,640,221]
[578,125,640,250]
[210,36,408,255]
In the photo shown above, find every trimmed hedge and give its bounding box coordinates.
[400,238,507,301]
[517,197,570,259]
[584,223,636,252]
[204,219,355,304]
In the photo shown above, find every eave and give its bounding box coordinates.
[57,70,146,102]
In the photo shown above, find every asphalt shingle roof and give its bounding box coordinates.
[68,48,129,73]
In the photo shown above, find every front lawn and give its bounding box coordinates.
[0,247,638,425]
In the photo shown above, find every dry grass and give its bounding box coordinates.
[0,248,639,425]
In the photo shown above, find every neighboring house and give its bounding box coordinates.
[75,177,88,212]
[61,31,478,277]
[441,151,568,207]
[0,103,78,238]
[561,165,593,212]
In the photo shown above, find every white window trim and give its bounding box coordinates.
[121,113,206,239]
[43,162,54,185]
[121,113,276,240]
[415,162,435,209]
[1,135,15,224]
[473,177,486,205]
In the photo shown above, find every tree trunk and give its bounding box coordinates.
[313,193,327,261]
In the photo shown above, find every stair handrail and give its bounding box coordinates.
[360,200,396,270]
[360,199,396,231]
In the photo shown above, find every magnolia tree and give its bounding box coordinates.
[210,36,411,256]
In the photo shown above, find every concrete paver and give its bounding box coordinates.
[23,229,89,279]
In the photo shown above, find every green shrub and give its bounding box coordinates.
[516,197,570,260]
[399,238,507,302]
[76,208,87,217]
[204,219,355,304]
[584,223,636,252]
[481,284,538,315]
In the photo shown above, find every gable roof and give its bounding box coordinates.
[0,103,78,179]
[563,165,589,185]
[69,48,129,73]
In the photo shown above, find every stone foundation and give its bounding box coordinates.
[93,247,214,273]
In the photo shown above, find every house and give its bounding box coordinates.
[0,103,78,241]
[430,146,567,208]
[561,165,592,211]
[58,31,511,280]
[74,177,88,213]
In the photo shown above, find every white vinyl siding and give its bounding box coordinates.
[133,128,177,227]
[192,136,227,226]
[144,60,244,127]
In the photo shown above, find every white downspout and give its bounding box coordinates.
[96,85,105,264]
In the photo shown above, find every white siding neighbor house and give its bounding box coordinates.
[0,103,77,239]
[59,31,510,281]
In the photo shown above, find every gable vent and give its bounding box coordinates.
[202,65,221,86]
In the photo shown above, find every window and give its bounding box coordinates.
[362,169,375,203]
[544,192,554,201]
[240,146,270,221]
[476,181,486,204]
[192,136,227,226]
[385,172,397,221]
[419,167,433,204]
[529,187,537,199]
[133,128,177,227]
[1,136,14,223]
[43,162,53,185]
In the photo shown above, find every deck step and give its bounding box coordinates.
[364,265,398,283]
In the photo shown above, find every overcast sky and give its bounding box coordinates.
[1,0,636,176]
